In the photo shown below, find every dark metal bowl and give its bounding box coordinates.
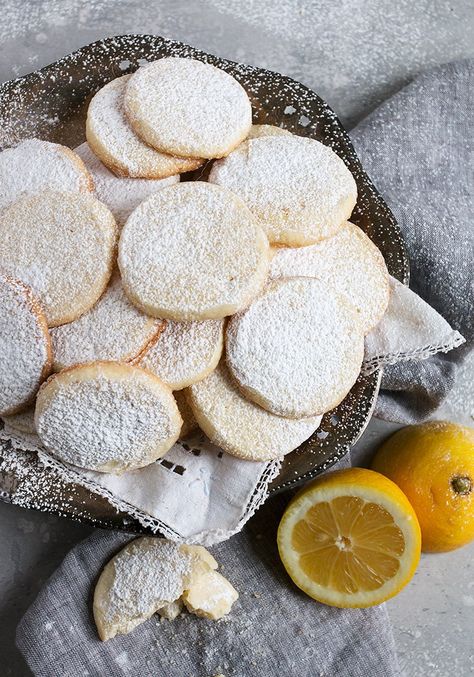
[0,35,409,532]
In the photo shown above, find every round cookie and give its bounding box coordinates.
[0,138,93,211]
[209,135,357,246]
[2,406,37,435]
[193,123,291,183]
[187,362,322,461]
[118,182,270,321]
[124,58,252,159]
[35,362,182,474]
[75,142,179,227]
[174,390,198,438]
[0,275,52,416]
[86,75,203,179]
[51,270,165,371]
[138,319,224,390]
[190,120,289,182]
[270,222,390,334]
[247,124,291,139]
[0,191,117,327]
[226,278,365,418]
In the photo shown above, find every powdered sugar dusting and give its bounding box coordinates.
[139,318,224,390]
[0,190,117,327]
[188,361,322,461]
[86,75,202,178]
[93,536,206,639]
[103,538,194,623]
[75,141,179,226]
[118,182,270,320]
[35,363,181,472]
[209,135,357,246]
[0,138,92,210]
[226,277,365,418]
[0,416,282,544]
[270,222,390,334]
[51,270,164,370]
[124,58,252,159]
[0,275,50,415]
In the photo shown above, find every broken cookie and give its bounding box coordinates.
[183,569,239,620]
[93,536,238,640]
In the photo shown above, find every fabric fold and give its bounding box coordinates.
[351,59,474,421]
[16,501,401,677]
[363,276,465,375]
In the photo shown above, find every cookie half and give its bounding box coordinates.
[94,538,205,640]
[93,537,234,640]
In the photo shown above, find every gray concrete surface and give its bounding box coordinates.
[1,1,473,675]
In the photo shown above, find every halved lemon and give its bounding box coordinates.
[277,467,421,608]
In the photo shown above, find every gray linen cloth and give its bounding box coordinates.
[16,60,473,676]
[17,493,399,677]
[351,59,474,423]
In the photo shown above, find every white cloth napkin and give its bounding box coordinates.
[363,276,465,374]
[1,277,464,545]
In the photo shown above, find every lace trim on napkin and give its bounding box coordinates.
[362,329,465,375]
[362,276,465,375]
[36,448,282,545]
[0,425,281,546]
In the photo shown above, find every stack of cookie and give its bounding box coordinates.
[0,57,389,475]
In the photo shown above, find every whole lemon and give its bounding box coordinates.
[372,421,474,552]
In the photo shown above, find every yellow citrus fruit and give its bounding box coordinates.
[372,421,474,552]
[277,467,421,608]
